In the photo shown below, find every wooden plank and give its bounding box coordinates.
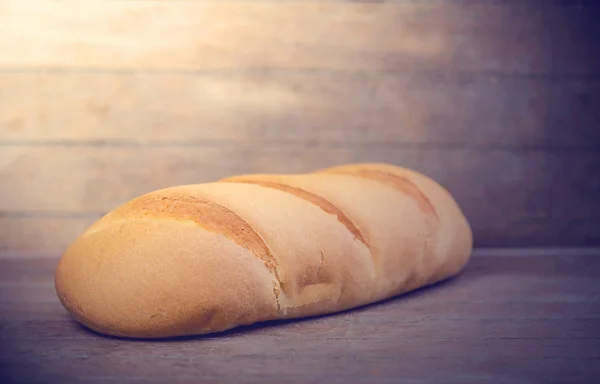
[1,350,597,384]
[546,4,600,75]
[0,73,555,147]
[0,2,549,73]
[1,146,599,217]
[1,251,599,383]
[1,146,600,249]
[2,146,599,215]
[1,313,600,382]
[474,219,600,248]
[1,322,599,383]
[547,79,600,149]
[3,325,599,359]
[0,217,98,253]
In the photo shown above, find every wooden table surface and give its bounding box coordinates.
[1,248,599,384]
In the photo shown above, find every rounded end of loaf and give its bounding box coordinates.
[317,162,473,284]
[54,213,279,339]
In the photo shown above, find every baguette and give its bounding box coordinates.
[55,163,473,338]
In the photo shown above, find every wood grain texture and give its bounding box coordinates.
[0,217,97,253]
[1,145,599,250]
[0,1,549,73]
[1,0,599,251]
[546,4,600,75]
[3,146,600,215]
[1,249,600,384]
[0,73,555,147]
[547,79,600,149]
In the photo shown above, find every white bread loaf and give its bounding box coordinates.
[55,163,473,338]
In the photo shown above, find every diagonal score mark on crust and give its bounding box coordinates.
[125,194,282,312]
[323,169,439,220]
[221,178,369,247]
[322,167,442,287]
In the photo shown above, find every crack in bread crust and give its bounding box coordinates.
[323,169,439,219]
[124,194,282,308]
[221,179,369,247]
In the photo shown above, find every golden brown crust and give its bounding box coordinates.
[219,178,368,246]
[55,219,279,338]
[318,163,473,285]
[172,182,376,318]
[314,165,442,290]
[126,193,279,274]
[223,172,431,299]
[320,168,439,219]
[55,162,473,339]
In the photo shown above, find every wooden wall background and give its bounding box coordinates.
[0,0,599,253]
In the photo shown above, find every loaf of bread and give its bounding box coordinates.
[55,163,472,338]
